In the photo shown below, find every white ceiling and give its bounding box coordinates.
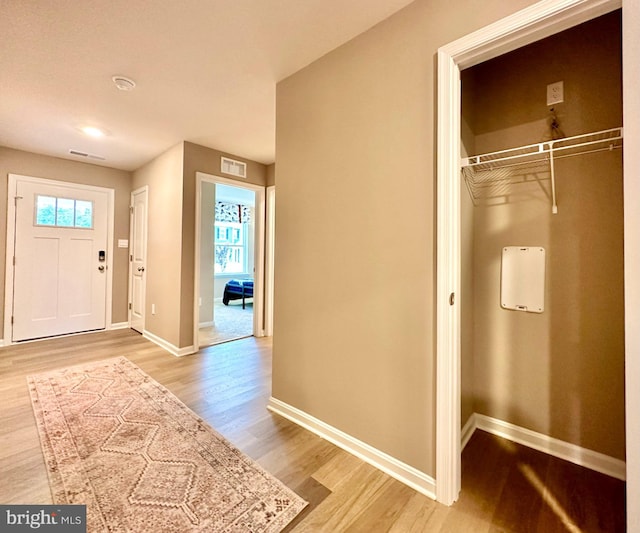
[0,0,415,171]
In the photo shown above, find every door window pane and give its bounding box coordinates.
[75,200,93,228]
[35,196,56,225]
[56,198,75,227]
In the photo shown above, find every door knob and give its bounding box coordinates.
[138,267,145,272]
[98,265,105,272]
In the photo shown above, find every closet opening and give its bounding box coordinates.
[457,6,625,518]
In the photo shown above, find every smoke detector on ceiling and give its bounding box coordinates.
[112,76,136,91]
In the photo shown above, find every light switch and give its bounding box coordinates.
[118,239,129,248]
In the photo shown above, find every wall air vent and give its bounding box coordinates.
[221,156,247,178]
[69,149,106,161]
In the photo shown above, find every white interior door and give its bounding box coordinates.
[12,179,109,341]
[129,186,148,333]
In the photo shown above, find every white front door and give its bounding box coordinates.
[129,186,148,333]
[12,178,109,341]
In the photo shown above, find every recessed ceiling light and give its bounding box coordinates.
[81,126,106,137]
[112,75,136,91]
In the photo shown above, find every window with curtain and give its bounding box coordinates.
[214,202,251,274]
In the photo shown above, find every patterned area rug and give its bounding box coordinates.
[28,357,306,532]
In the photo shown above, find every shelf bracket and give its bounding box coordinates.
[549,145,558,215]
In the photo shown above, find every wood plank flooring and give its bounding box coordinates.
[0,330,625,531]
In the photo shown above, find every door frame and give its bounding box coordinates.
[128,185,149,333]
[193,172,266,348]
[435,0,633,508]
[264,186,275,337]
[3,173,115,344]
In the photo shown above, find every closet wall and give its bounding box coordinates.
[461,11,624,460]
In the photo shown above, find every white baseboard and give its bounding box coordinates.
[461,413,477,451]
[143,330,196,357]
[109,322,129,330]
[0,338,4,347]
[469,413,626,481]
[267,397,436,499]
[199,321,214,328]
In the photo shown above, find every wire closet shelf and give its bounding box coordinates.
[461,127,623,213]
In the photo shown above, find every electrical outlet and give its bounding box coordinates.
[547,81,564,105]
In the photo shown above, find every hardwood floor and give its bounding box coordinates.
[0,330,625,531]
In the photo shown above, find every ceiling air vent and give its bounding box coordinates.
[69,149,105,161]
[221,156,247,178]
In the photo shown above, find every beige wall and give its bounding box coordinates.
[462,11,624,459]
[132,143,184,347]
[266,164,275,187]
[274,0,537,476]
[0,147,132,339]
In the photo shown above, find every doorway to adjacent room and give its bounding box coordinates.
[194,173,266,348]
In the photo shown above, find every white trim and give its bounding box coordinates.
[447,0,620,70]
[435,48,462,506]
[253,186,266,337]
[198,320,215,328]
[4,174,114,345]
[0,328,107,345]
[109,322,129,330]
[143,329,196,357]
[436,0,623,507]
[623,0,640,528]
[0,338,4,347]
[193,174,205,346]
[472,414,626,481]
[461,413,477,452]
[193,172,266,350]
[267,397,436,500]
[264,186,275,337]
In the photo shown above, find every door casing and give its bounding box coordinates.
[265,186,276,337]
[193,172,266,348]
